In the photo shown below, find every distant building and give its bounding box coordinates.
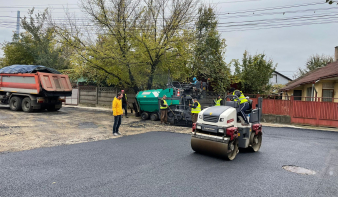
[269,71,292,85]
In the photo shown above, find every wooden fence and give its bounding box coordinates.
[78,86,136,107]
[78,86,224,108]
[76,87,338,128]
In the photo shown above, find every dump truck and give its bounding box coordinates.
[191,95,263,160]
[0,65,72,112]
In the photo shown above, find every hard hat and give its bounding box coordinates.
[193,77,196,81]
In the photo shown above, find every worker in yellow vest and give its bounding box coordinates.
[214,95,224,106]
[160,95,168,124]
[229,87,249,124]
[189,98,201,123]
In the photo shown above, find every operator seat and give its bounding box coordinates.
[244,99,253,114]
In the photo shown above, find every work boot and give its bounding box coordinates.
[113,133,118,136]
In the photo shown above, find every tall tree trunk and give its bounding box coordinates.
[147,63,157,90]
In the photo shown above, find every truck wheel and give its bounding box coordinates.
[225,139,239,161]
[150,113,158,121]
[249,133,262,152]
[141,112,149,120]
[22,97,34,112]
[9,96,22,111]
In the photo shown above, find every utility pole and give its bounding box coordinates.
[16,11,20,35]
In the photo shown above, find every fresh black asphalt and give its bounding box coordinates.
[1,127,338,197]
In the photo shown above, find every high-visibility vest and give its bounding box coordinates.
[191,101,201,113]
[124,94,127,100]
[215,98,222,106]
[160,99,168,109]
[233,90,248,104]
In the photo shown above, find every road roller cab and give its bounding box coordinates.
[191,95,263,160]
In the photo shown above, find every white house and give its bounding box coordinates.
[270,71,292,85]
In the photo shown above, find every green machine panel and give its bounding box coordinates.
[136,88,179,113]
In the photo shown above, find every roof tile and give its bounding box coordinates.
[281,61,338,91]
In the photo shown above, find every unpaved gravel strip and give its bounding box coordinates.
[0,106,191,154]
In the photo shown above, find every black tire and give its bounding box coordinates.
[249,133,262,152]
[141,112,149,120]
[225,139,239,161]
[22,97,34,112]
[9,96,22,111]
[150,113,159,121]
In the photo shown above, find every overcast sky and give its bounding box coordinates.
[0,0,337,79]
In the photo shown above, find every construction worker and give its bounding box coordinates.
[121,90,128,118]
[112,92,123,136]
[191,77,202,98]
[189,98,201,123]
[229,87,249,124]
[160,95,168,124]
[214,95,224,106]
[191,77,198,85]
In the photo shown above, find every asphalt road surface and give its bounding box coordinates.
[1,127,338,197]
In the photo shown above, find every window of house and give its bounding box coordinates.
[293,90,302,100]
[306,87,313,101]
[322,89,334,102]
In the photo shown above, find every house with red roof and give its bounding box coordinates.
[281,47,338,102]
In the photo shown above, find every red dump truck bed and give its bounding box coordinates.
[0,72,72,95]
[0,72,72,112]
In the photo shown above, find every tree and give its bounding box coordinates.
[1,8,71,70]
[0,58,4,68]
[293,54,334,79]
[232,51,276,94]
[52,0,197,92]
[191,6,230,93]
[267,84,286,95]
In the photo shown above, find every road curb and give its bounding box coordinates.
[262,122,338,132]
[63,105,111,112]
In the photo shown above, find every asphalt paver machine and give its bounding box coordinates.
[191,95,263,160]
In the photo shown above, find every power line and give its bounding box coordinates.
[204,0,262,4]
[0,1,336,33]
[218,7,338,19]
[219,19,338,32]
[217,13,338,28]
[218,1,326,15]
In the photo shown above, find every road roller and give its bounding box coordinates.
[191,95,263,160]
